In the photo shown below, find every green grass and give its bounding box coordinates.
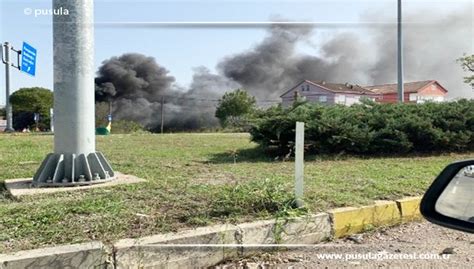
[0,133,472,252]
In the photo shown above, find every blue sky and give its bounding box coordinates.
[0,0,472,105]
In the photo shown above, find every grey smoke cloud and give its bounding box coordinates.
[95,7,472,130]
[218,7,472,99]
[367,7,473,98]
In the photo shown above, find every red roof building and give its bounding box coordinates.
[365,80,448,103]
[280,80,448,106]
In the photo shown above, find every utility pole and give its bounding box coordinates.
[397,0,405,103]
[160,96,164,134]
[1,42,16,132]
[33,0,115,187]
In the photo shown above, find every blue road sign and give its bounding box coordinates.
[21,42,37,76]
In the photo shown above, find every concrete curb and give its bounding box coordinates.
[329,200,402,238]
[396,196,423,222]
[0,196,423,269]
[114,213,331,268]
[0,242,109,269]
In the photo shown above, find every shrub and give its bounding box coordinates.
[215,89,256,128]
[250,100,474,155]
[110,120,146,134]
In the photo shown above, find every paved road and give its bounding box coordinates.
[216,221,474,268]
[436,167,474,222]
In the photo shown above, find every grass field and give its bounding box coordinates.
[0,133,473,253]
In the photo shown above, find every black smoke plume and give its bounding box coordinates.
[95,54,238,130]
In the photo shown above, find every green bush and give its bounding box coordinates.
[250,100,474,155]
[110,120,146,134]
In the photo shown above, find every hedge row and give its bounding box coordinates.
[249,99,474,155]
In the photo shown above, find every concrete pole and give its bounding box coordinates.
[294,122,304,208]
[53,0,95,154]
[397,0,405,103]
[2,42,14,132]
[33,0,115,187]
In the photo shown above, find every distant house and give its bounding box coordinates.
[0,120,6,132]
[366,80,448,103]
[280,80,378,107]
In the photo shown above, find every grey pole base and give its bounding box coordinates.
[32,152,115,187]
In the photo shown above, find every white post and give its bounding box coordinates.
[295,121,304,208]
[50,108,54,133]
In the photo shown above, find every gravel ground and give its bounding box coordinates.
[215,221,474,268]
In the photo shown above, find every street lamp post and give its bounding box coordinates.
[32,0,115,187]
[1,42,15,132]
[397,0,405,103]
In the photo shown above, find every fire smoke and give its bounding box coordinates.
[95,7,472,130]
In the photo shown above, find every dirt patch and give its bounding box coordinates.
[217,221,474,268]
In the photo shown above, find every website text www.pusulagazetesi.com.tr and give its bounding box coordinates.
[315,251,450,261]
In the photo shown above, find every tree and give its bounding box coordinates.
[457,54,474,89]
[215,89,256,127]
[10,87,53,131]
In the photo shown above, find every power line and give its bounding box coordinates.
[153,94,281,104]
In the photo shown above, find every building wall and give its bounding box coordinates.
[337,94,376,105]
[414,83,446,102]
[375,92,411,103]
[281,81,336,107]
[281,81,377,106]
[375,82,447,104]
